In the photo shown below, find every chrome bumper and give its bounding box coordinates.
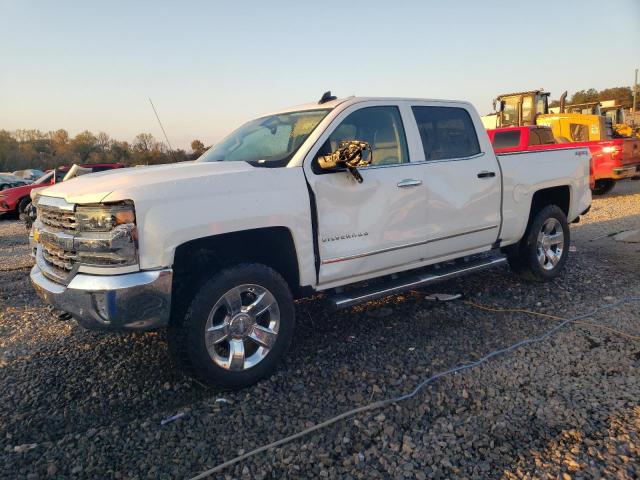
[30,264,173,331]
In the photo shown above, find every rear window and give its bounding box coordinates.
[411,106,480,160]
[492,130,521,149]
[530,128,555,145]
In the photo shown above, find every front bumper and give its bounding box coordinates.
[30,264,173,331]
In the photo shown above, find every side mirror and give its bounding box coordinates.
[493,99,504,112]
[317,140,372,183]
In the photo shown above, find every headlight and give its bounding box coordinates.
[74,202,138,267]
[76,204,136,232]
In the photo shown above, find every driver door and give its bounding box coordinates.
[304,102,428,287]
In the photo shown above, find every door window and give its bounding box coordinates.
[318,106,408,166]
[412,106,481,160]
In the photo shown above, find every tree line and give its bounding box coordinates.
[0,129,209,173]
[549,86,637,108]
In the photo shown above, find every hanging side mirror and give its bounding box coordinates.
[317,140,372,183]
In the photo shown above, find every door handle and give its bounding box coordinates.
[397,179,423,188]
[477,171,496,178]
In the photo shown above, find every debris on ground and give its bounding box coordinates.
[160,412,185,425]
[424,293,462,302]
[613,229,640,243]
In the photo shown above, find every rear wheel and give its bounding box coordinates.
[169,263,295,389]
[592,179,616,195]
[506,205,570,282]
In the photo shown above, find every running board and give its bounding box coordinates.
[327,254,507,310]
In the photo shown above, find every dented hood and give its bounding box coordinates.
[38,161,254,204]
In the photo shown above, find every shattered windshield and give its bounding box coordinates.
[197,109,331,167]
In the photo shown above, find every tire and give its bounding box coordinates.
[506,205,570,282]
[591,179,616,195]
[168,263,295,389]
[16,197,30,219]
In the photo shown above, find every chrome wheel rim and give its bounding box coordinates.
[205,284,280,371]
[536,218,564,271]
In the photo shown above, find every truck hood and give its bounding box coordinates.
[38,161,254,204]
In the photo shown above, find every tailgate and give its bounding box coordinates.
[621,138,640,166]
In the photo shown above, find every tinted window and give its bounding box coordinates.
[529,128,555,146]
[493,130,521,149]
[412,106,481,160]
[319,106,408,166]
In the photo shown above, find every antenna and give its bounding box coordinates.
[148,98,177,161]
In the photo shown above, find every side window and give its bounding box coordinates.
[521,96,533,124]
[570,123,589,142]
[318,106,409,166]
[492,130,521,149]
[502,98,519,126]
[412,106,481,160]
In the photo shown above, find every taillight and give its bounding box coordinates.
[602,146,621,159]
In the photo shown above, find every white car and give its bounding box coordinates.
[30,94,592,388]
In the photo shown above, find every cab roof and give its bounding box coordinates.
[270,96,472,115]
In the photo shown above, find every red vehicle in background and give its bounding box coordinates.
[0,163,124,218]
[487,126,640,195]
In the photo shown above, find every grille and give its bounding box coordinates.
[39,205,76,232]
[42,243,77,273]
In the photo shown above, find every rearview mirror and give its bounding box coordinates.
[318,140,372,183]
[493,99,504,113]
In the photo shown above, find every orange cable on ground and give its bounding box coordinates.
[463,301,640,342]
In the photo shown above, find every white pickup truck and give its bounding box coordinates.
[30,94,592,388]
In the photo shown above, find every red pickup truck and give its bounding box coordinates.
[487,126,640,195]
[0,163,124,218]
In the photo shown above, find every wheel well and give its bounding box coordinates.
[171,227,302,315]
[529,186,570,220]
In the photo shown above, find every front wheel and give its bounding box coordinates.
[17,197,30,219]
[169,263,295,389]
[592,179,616,195]
[506,205,570,282]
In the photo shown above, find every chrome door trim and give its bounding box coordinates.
[356,152,488,171]
[397,179,423,188]
[321,224,498,265]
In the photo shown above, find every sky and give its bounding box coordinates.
[1,0,639,151]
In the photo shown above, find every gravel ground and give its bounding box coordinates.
[1,180,639,479]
